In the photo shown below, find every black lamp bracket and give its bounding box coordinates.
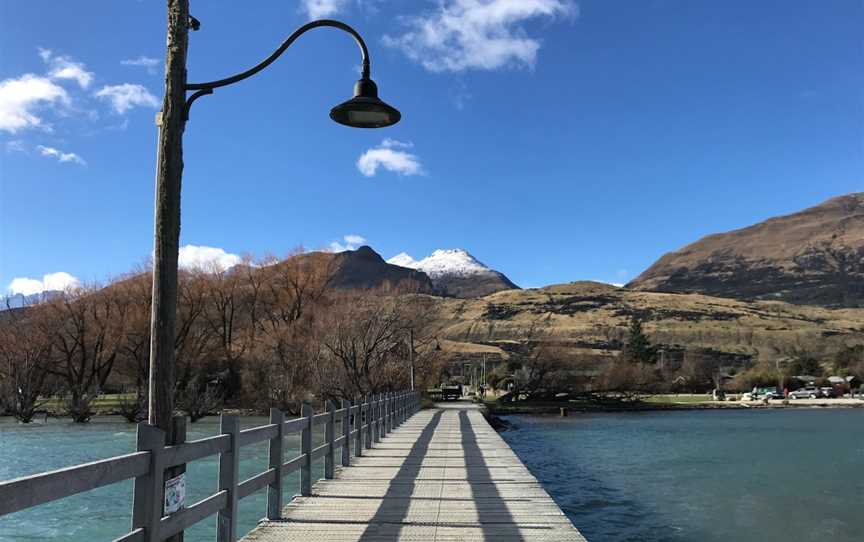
[183,19,370,120]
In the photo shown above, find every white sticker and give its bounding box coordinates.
[164,473,186,515]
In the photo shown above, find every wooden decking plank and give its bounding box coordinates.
[241,404,586,542]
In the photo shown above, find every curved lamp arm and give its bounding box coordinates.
[184,19,370,119]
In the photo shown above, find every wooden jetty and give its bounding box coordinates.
[0,394,585,541]
[242,402,586,542]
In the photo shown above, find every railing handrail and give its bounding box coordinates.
[0,390,421,542]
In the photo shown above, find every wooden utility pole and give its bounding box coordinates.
[148,0,190,436]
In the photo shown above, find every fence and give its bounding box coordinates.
[0,390,421,542]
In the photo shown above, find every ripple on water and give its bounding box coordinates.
[499,409,864,542]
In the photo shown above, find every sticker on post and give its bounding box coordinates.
[164,473,186,515]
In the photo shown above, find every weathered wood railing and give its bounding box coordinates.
[0,390,421,542]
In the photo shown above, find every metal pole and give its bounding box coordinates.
[148,0,190,436]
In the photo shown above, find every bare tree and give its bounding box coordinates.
[319,294,408,398]
[44,287,129,422]
[113,272,153,422]
[0,307,54,422]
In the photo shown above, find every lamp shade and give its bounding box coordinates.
[330,78,401,128]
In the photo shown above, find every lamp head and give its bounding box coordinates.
[330,77,401,128]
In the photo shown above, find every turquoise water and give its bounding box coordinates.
[499,409,864,542]
[0,417,329,541]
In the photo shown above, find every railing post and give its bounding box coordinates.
[395,392,401,427]
[341,399,351,467]
[396,392,402,426]
[382,393,389,436]
[379,394,385,440]
[354,396,363,456]
[365,395,373,449]
[217,415,240,542]
[166,416,187,542]
[300,402,312,496]
[372,394,381,444]
[131,423,165,542]
[267,408,284,520]
[324,400,335,479]
[384,392,393,437]
[387,392,393,434]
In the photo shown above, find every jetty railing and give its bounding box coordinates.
[0,390,421,542]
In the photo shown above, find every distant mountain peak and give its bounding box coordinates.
[387,252,418,268]
[387,248,517,297]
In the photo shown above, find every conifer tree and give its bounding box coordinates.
[623,318,655,364]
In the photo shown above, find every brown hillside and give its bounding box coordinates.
[627,193,864,307]
[419,281,864,366]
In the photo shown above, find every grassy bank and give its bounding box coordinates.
[37,393,133,415]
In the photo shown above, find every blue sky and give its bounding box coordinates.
[1,0,862,293]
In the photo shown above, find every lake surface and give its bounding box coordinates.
[499,409,864,542]
[0,417,327,541]
[1,410,862,541]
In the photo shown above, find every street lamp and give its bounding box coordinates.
[147,6,400,437]
[184,19,400,128]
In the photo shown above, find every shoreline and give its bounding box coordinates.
[485,398,864,416]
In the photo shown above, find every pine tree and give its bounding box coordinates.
[623,319,655,364]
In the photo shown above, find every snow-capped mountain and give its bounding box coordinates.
[387,249,518,298]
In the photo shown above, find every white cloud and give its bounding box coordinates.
[383,0,575,72]
[380,138,413,149]
[344,234,367,245]
[0,74,69,133]
[178,245,242,271]
[329,234,367,252]
[5,140,26,153]
[121,55,161,74]
[37,145,86,166]
[39,48,94,89]
[357,139,424,177]
[95,83,159,114]
[300,0,349,19]
[7,271,81,296]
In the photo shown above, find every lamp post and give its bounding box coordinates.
[148,1,400,436]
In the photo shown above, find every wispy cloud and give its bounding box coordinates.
[0,74,69,133]
[7,271,81,296]
[300,0,349,19]
[5,140,26,153]
[39,48,94,89]
[329,234,367,252]
[95,83,160,114]
[357,139,424,177]
[383,0,576,72]
[178,245,242,271]
[37,144,86,166]
[121,55,161,75]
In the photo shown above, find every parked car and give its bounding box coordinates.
[789,387,820,399]
[750,387,781,400]
[441,385,462,401]
[819,387,837,398]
